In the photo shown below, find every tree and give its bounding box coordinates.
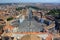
[7,17,13,21]
[47,9,60,18]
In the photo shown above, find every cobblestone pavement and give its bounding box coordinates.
[17,19,45,32]
[11,18,56,33]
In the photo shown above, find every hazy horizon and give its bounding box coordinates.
[0,0,60,3]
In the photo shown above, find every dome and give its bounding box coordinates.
[20,35,42,40]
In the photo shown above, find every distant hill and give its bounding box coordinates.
[0,3,60,9]
[0,3,20,5]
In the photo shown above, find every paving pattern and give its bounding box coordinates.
[17,19,45,32]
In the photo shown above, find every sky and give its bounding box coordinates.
[0,0,60,3]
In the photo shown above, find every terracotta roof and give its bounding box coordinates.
[3,32,53,40]
[3,32,13,37]
[46,34,53,40]
[13,32,48,34]
[3,25,14,31]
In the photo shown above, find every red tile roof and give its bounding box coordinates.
[3,25,14,31]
